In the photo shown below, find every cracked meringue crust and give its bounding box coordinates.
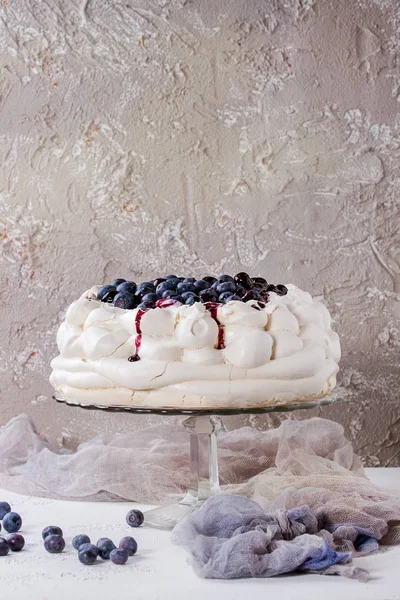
[50,284,341,409]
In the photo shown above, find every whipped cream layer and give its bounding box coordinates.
[50,284,341,409]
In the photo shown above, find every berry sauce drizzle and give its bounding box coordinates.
[129,308,149,361]
[205,302,225,349]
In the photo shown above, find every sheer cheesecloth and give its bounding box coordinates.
[0,414,399,579]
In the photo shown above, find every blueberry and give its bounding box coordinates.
[110,548,129,565]
[119,536,137,556]
[216,281,236,294]
[161,289,176,298]
[116,281,137,294]
[193,279,208,291]
[218,274,235,283]
[97,285,117,303]
[211,281,220,290]
[252,276,268,288]
[126,509,144,528]
[78,543,99,565]
[7,533,25,552]
[111,278,126,288]
[0,537,9,556]
[141,292,159,304]
[176,282,196,293]
[168,295,183,303]
[266,284,278,292]
[136,282,155,295]
[164,274,177,279]
[242,290,256,301]
[3,512,22,533]
[137,301,155,309]
[153,278,166,288]
[203,276,217,284]
[44,534,65,554]
[72,534,91,550]
[157,281,174,294]
[235,285,246,297]
[218,291,234,303]
[181,291,196,300]
[199,289,217,302]
[113,292,137,310]
[276,284,288,295]
[227,294,241,302]
[42,526,63,540]
[183,277,196,283]
[234,272,253,289]
[97,538,116,560]
[185,296,197,305]
[0,502,11,519]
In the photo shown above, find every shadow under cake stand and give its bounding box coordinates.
[54,392,343,529]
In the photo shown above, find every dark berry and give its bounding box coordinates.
[276,284,288,295]
[0,537,9,556]
[235,285,246,297]
[44,534,65,554]
[183,277,196,283]
[119,536,137,556]
[136,282,155,295]
[110,548,129,565]
[72,534,91,550]
[126,509,144,528]
[242,290,255,301]
[234,272,253,289]
[218,274,235,283]
[141,292,159,304]
[97,538,116,560]
[153,278,166,288]
[0,502,11,519]
[113,292,137,310]
[218,291,234,303]
[176,282,196,293]
[7,533,25,552]
[181,291,196,300]
[225,294,241,302]
[3,513,22,533]
[161,289,176,298]
[116,281,137,294]
[111,278,126,287]
[78,543,99,565]
[157,281,174,294]
[185,296,198,305]
[137,301,155,309]
[97,285,117,302]
[128,354,140,362]
[199,289,217,302]
[193,279,208,291]
[42,526,63,540]
[253,277,268,288]
[211,281,220,290]
[216,281,236,294]
[203,276,217,284]
[257,301,266,308]
[169,295,183,303]
[164,274,177,279]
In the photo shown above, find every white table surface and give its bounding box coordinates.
[0,468,399,600]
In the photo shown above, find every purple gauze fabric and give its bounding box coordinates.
[172,495,371,581]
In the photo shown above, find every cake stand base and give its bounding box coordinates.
[144,415,222,529]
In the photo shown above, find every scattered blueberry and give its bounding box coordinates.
[0,502,11,519]
[110,548,129,565]
[111,278,126,288]
[3,512,22,533]
[116,281,137,294]
[7,534,25,552]
[42,526,63,540]
[119,536,138,556]
[72,534,91,550]
[97,538,116,560]
[44,534,65,554]
[0,537,9,556]
[113,292,137,310]
[78,543,99,565]
[126,509,144,528]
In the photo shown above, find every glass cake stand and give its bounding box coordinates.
[53,391,345,529]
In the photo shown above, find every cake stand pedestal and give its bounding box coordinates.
[54,393,343,530]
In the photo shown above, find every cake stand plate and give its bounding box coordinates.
[54,390,345,530]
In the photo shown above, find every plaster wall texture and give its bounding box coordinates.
[0,0,399,465]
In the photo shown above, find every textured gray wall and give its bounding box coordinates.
[0,0,399,465]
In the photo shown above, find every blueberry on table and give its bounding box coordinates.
[3,512,22,533]
[0,502,11,519]
[234,272,253,289]
[119,536,137,556]
[126,509,144,528]
[97,538,116,560]
[97,285,116,301]
[116,281,137,294]
[110,548,129,565]
[44,534,65,554]
[42,525,63,540]
[111,278,126,287]
[78,543,99,565]
[113,292,137,310]
[72,534,91,550]
[7,533,25,552]
[0,537,10,556]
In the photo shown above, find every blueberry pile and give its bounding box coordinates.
[96,273,288,310]
[74,534,138,566]
[0,501,24,556]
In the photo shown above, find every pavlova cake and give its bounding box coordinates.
[50,273,341,409]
